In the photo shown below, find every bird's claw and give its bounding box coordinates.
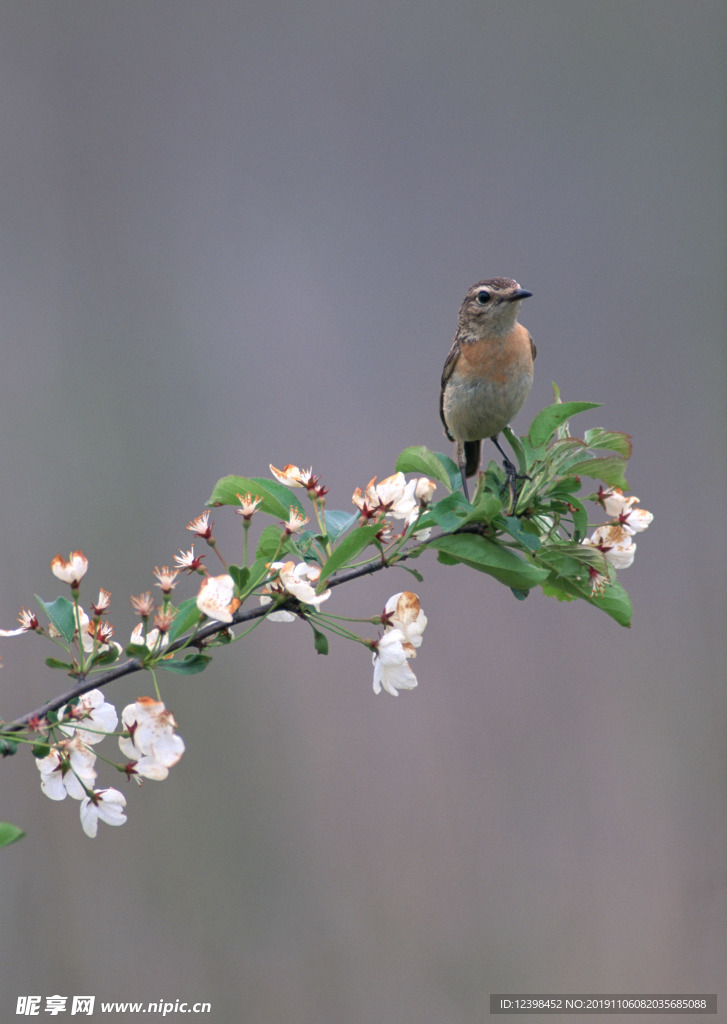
[499,457,531,507]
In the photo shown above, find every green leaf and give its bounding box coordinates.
[536,541,632,626]
[500,515,542,552]
[157,653,212,675]
[541,580,579,603]
[125,643,150,659]
[541,573,632,626]
[528,401,601,449]
[502,427,528,476]
[206,475,305,520]
[567,454,629,490]
[312,627,329,655]
[167,598,203,643]
[0,823,25,848]
[399,565,425,581]
[546,476,583,498]
[321,510,359,543]
[228,564,249,592]
[0,737,19,757]
[583,428,633,458]
[427,492,471,532]
[588,578,633,626]
[35,596,76,643]
[44,657,74,671]
[536,541,609,578]
[562,495,590,541]
[290,530,319,561]
[396,446,460,492]
[317,524,382,585]
[540,436,589,476]
[91,646,121,666]
[427,534,550,590]
[255,524,287,560]
[463,491,505,525]
[255,523,301,561]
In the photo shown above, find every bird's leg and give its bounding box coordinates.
[492,434,529,502]
[456,442,470,501]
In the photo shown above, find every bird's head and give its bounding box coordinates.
[458,278,532,337]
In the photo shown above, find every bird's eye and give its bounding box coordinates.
[475,290,491,305]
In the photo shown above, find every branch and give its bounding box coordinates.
[0,402,654,844]
[1,535,422,733]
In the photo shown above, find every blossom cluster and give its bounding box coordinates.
[372,591,427,696]
[35,689,184,837]
[0,552,186,837]
[192,465,435,693]
[584,487,654,570]
[352,471,436,539]
[0,463,438,843]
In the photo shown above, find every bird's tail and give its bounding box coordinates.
[464,440,481,478]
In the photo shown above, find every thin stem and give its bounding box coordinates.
[72,593,86,675]
[148,666,161,702]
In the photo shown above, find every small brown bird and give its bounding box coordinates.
[440,278,535,501]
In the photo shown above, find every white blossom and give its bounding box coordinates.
[372,630,419,696]
[58,688,118,744]
[80,788,127,837]
[36,737,97,801]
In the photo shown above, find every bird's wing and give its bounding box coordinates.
[439,338,461,442]
[529,332,537,361]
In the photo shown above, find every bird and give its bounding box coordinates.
[440,277,535,502]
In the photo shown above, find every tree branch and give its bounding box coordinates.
[0,534,434,734]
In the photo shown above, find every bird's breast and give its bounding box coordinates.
[442,325,534,442]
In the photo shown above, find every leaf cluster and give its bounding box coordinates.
[207,389,633,628]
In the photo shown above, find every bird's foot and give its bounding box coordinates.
[499,457,531,508]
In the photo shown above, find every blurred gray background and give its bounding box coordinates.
[1,2,725,1022]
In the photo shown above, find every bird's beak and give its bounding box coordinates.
[509,289,533,301]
